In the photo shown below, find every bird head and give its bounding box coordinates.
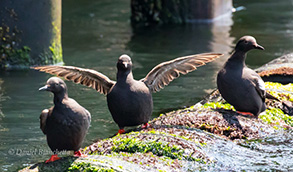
[39,77,67,94]
[235,36,264,52]
[117,54,132,71]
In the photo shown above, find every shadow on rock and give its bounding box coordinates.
[216,109,243,130]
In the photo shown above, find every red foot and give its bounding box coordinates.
[237,111,254,117]
[116,129,125,135]
[74,150,87,157]
[45,154,61,163]
[142,123,150,129]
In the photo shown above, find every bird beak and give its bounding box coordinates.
[39,85,49,91]
[254,44,265,50]
[122,62,128,68]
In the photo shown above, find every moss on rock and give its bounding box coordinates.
[259,108,293,130]
[67,162,115,172]
[201,102,235,111]
[265,82,293,93]
[0,44,31,68]
[86,130,208,162]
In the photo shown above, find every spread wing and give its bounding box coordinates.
[140,53,223,92]
[33,65,115,95]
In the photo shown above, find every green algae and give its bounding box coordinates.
[39,22,63,65]
[144,129,205,146]
[83,129,210,171]
[259,108,293,129]
[105,152,182,170]
[0,44,31,68]
[267,90,293,102]
[260,82,293,129]
[202,102,235,111]
[68,162,115,172]
[87,130,206,163]
[49,42,62,64]
[265,82,293,102]
[0,24,31,68]
[50,22,63,64]
[265,82,293,92]
[112,136,184,159]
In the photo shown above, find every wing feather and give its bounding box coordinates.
[40,109,50,135]
[141,53,223,92]
[249,74,266,101]
[33,65,115,95]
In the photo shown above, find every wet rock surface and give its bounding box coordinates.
[257,53,293,84]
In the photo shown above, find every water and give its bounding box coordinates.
[1,0,293,171]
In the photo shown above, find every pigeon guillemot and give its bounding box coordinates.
[39,77,91,163]
[35,53,222,134]
[217,36,266,117]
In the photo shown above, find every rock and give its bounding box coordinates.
[257,53,293,84]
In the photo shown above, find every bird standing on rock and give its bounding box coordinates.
[39,77,91,163]
[217,36,266,117]
[34,53,222,134]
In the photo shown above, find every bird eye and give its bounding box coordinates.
[244,41,248,44]
[55,83,59,86]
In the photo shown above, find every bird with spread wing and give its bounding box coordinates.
[34,53,222,134]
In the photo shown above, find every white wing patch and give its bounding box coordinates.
[258,78,266,91]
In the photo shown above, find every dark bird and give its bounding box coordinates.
[217,36,266,117]
[34,53,222,134]
[39,77,91,163]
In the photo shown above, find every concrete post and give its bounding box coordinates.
[131,0,233,26]
[0,0,63,69]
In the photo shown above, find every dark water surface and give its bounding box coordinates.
[1,0,293,171]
